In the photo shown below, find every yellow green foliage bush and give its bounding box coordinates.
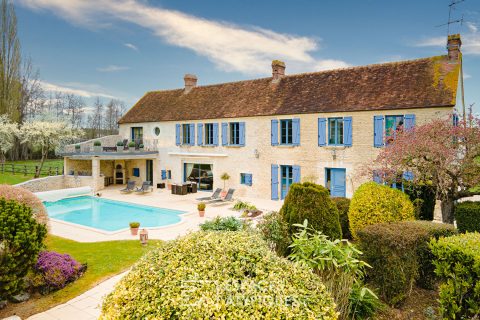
[101,231,338,319]
[349,182,414,238]
[430,232,480,319]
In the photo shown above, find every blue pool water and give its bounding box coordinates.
[44,196,184,232]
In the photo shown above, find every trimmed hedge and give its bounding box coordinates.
[430,232,480,319]
[257,211,291,256]
[101,231,338,319]
[199,216,244,231]
[0,184,49,227]
[331,197,351,240]
[349,182,415,239]
[455,201,480,233]
[0,198,47,299]
[280,182,342,240]
[357,221,457,306]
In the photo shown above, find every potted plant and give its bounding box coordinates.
[220,172,230,197]
[129,222,140,235]
[116,141,124,153]
[93,140,102,153]
[128,141,136,151]
[75,144,81,153]
[197,202,206,217]
[139,144,144,151]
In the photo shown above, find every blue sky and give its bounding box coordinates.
[15,0,480,113]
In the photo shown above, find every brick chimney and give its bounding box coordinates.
[447,34,462,61]
[183,74,197,93]
[271,60,286,83]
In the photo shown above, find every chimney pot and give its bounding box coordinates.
[271,60,286,83]
[184,74,197,93]
[447,34,462,61]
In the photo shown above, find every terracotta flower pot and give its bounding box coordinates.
[167,183,172,190]
[220,190,227,198]
[130,227,139,236]
[198,210,205,217]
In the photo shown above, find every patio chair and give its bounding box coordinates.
[196,188,221,201]
[120,181,136,193]
[135,181,153,194]
[210,188,235,203]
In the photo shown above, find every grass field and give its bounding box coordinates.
[0,159,64,185]
[0,235,162,319]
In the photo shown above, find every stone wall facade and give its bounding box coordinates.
[16,175,95,193]
[118,107,453,200]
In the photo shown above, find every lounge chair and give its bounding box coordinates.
[196,188,222,201]
[210,188,235,203]
[135,181,152,193]
[120,181,136,193]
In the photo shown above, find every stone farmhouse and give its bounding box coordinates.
[61,34,462,200]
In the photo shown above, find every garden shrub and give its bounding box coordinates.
[280,182,342,240]
[404,182,436,220]
[430,232,480,319]
[0,184,49,226]
[289,222,381,320]
[332,197,351,239]
[101,231,338,319]
[33,251,86,293]
[257,211,291,256]
[357,221,457,306]
[0,198,47,299]
[455,201,480,233]
[349,182,415,239]
[199,216,245,231]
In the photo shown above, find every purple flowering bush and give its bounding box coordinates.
[34,251,86,292]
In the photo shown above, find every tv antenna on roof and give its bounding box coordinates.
[436,0,465,35]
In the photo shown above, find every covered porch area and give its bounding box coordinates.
[63,152,159,192]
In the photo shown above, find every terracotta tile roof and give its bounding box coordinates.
[119,55,459,124]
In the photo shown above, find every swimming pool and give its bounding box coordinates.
[44,196,185,232]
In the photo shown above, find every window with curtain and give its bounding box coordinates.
[205,123,214,145]
[229,122,240,145]
[182,124,190,144]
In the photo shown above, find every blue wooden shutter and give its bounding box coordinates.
[271,164,279,200]
[403,171,414,181]
[343,116,352,147]
[271,120,279,146]
[161,170,166,180]
[292,118,300,146]
[246,173,253,186]
[189,123,195,145]
[374,116,384,147]
[318,118,326,146]
[221,123,228,146]
[404,114,415,130]
[175,124,181,146]
[239,122,245,146]
[197,123,203,146]
[373,170,382,184]
[292,165,301,183]
[213,123,219,146]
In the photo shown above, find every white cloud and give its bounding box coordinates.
[18,0,349,75]
[314,59,351,71]
[414,24,480,56]
[124,43,138,51]
[39,81,116,99]
[97,65,130,72]
[464,73,472,79]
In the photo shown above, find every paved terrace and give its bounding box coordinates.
[49,185,283,242]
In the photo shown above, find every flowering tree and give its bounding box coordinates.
[365,116,480,223]
[20,121,82,178]
[0,114,18,162]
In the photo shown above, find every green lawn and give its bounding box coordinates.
[0,235,162,319]
[0,159,64,185]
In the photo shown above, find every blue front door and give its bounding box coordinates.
[326,168,346,197]
[280,165,293,199]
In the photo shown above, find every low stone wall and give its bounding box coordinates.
[16,175,100,193]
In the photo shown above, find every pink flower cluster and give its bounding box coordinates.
[35,251,86,290]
